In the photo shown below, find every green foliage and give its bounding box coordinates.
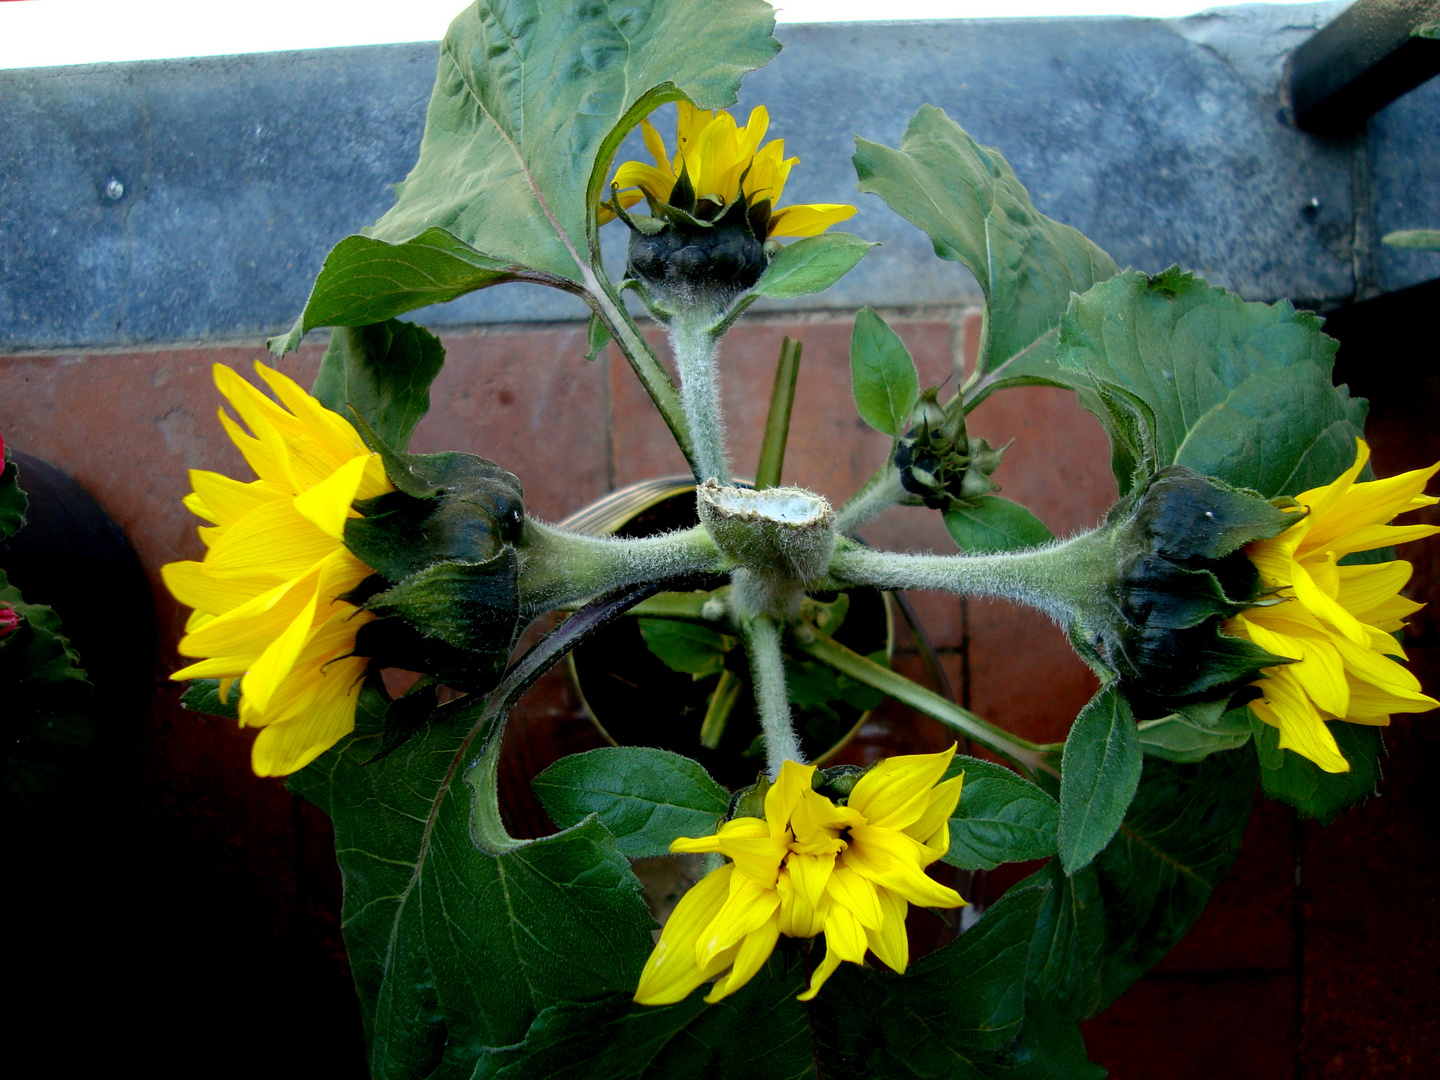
[942,756,1060,871]
[1251,710,1384,824]
[944,496,1054,554]
[1137,705,1252,763]
[752,233,876,300]
[275,0,780,349]
[586,313,613,361]
[533,747,730,859]
[1025,751,1257,1022]
[1007,268,1365,497]
[850,307,920,436]
[474,966,813,1079]
[637,618,736,679]
[811,884,1103,1079]
[0,454,26,541]
[1058,686,1143,874]
[1382,228,1440,250]
[312,319,446,452]
[854,105,1117,376]
[0,570,94,808]
[180,677,240,721]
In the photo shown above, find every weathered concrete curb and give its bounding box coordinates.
[2,2,1435,352]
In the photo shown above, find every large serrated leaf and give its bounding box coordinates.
[849,306,920,437]
[1017,268,1366,497]
[854,104,1117,375]
[942,756,1060,871]
[532,747,729,859]
[312,319,445,452]
[1058,686,1143,874]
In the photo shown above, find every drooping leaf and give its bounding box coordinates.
[637,617,735,680]
[473,963,813,1080]
[533,747,729,859]
[276,1,780,348]
[942,756,1060,871]
[849,306,920,436]
[752,233,876,300]
[1250,709,1384,824]
[1058,686,1143,874]
[1008,268,1366,497]
[311,319,445,451]
[853,104,1117,375]
[0,453,26,541]
[810,883,1101,1079]
[943,496,1055,554]
[1137,706,1252,764]
[1022,860,1106,1023]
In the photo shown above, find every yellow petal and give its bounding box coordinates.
[786,851,836,913]
[766,203,857,238]
[844,823,965,909]
[796,906,867,1002]
[697,874,780,966]
[864,885,913,974]
[766,759,817,833]
[293,452,374,539]
[825,863,884,932]
[635,863,736,1006]
[162,558,283,617]
[249,653,365,775]
[1289,558,1369,646]
[1252,675,1350,773]
[905,773,965,852]
[848,745,956,831]
[703,910,780,1004]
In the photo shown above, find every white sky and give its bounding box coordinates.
[0,1,1323,70]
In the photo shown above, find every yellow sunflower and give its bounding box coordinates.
[634,748,965,1006]
[163,362,393,776]
[1227,440,1439,772]
[604,102,856,237]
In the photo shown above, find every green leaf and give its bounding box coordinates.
[1046,268,1365,497]
[943,496,1055,553]
[1092,751,1256,1006]
[854,104,1117,375]
[1137,705,1252,764]
[585,313,612,361]
[0,454,26,542]
[0,572,88,692]
[473,966,813,1079]
[811,883,1101,1079]
[532,747,729,859]
[277,1,780,349]
[637,617,736,680]
[753,233,876,300]
[1251,709,1383,824]
[849,306,920,436]
[268,229,519,353]
[180,678,240,721]
[943,755,1060,871]
[1023,861,1106,1023]
[311,320,445,452]
[1058,686,1143,874]
[1382,228,1440,250]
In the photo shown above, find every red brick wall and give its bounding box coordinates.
[2,309,1435,1076]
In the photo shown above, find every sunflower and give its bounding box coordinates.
[604,102,856,238]
[1227,440,1439,772]
[163,362,393,776]
[633,748,965,1005]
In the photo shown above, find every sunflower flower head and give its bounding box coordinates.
[1226,439,1440,773]
[163,362,393,777]
[604,103,856,308]
[633,748,965,1006]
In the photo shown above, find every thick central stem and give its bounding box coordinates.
[669,310,730,484]
[739,608,805,778]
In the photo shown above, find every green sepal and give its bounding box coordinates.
[1129,467,1296,562]
[312,319,445,452]
[180,677,240,721]
[585,313,612,361]
[1251,709,1384,823]
[532,747,730,859]
[942,755,1060,871]
[0,453,26,542]
[365,555,520,652]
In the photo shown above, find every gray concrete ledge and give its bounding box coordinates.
[2,2,1435,352]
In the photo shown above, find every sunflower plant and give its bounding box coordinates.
[160,2,1436,1076]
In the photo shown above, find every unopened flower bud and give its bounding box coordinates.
[0,605,19,640]
[893,391,1009,510]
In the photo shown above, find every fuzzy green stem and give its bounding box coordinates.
[828,529,1113,624]
[670,310,730,483]
[741,613,804,777]
[517,518,724,618]
[794,629,1058,776]
[580,267,697,474]
[835,465,909,533]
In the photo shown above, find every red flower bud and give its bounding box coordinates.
[0,606,19,640]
